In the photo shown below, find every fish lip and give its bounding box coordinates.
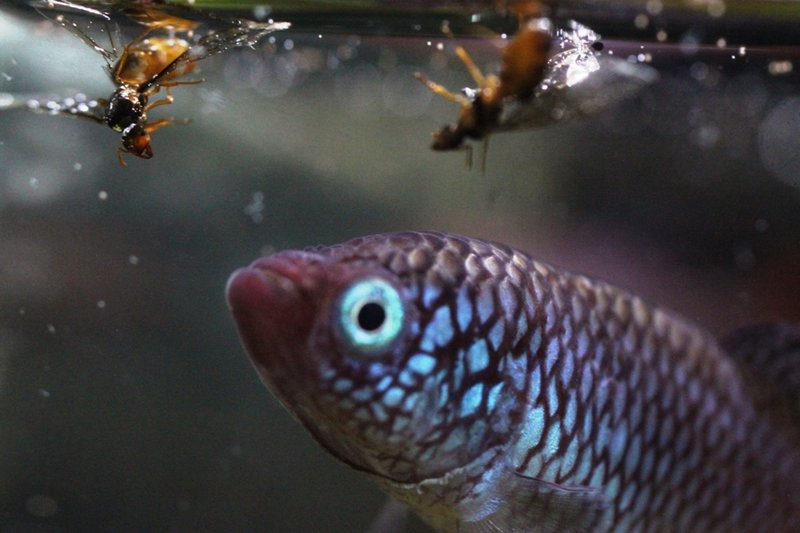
[250,255,306,285]
[225,264,283,311]
[225,251,323,308]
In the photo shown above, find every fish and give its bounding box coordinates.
[225,231,800,532]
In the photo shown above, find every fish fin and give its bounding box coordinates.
[365,497,409,533]
[722,323,800,428]
[460,473,609,533]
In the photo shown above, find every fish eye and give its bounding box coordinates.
[336,278,404,356]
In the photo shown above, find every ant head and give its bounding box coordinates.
[431,125,465,151]
[121,124,153,159]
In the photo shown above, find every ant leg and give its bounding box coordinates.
[144,118,174,133]
[159,79,205,88]
[143,116,190,135]
[454,46,487,88]
[440,20,487,88]
[414,73,471,107]
[117,116,189,168]
[479,136,490,174]
[117,147,129,167]
[145,89,174,111]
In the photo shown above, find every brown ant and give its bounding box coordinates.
[416,6,658,160]
[28,0,290,165]
[98,24,200,163]
[415,11,553,152]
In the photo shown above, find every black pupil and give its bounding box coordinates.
[358,302,386,331]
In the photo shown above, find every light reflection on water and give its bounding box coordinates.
[0,3,799,531]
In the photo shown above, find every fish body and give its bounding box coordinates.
[226,231,800,532]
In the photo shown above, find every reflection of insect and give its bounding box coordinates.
[417,12,657,155]
[415,16,553,151]
[19,1,290,165]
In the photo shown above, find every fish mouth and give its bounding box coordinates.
[225,263,288,316]
[225,263,295,305]
[227,253,372,471]
[225,251,322,311]
[226,252,327,381]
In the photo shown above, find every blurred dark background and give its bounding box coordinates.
[1,2,799,531]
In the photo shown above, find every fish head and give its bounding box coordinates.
[226,232,530,484]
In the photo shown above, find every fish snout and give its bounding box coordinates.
[226,255,322,380]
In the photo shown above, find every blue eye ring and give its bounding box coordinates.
[336,277,405,356]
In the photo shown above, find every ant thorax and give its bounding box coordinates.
[104,86,145,132]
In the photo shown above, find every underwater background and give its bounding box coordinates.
[1,1,799,530]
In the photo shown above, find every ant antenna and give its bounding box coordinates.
[479,136,490,174]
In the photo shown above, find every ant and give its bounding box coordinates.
[415,6,553,152]
[67,11,200,164]
[29,0,290,165]
[416,5,656,162]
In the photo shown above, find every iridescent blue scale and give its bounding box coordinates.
[402,392,418,412]
[460,383,483,417]
[487,322,504,351]
[486,382,502,411]
[476,289,493,324]
[560,435,579,477]
[397,369,416,387]
[382,387,403,407]
[371,403,388,423]
[375,375,392,392]
[420,306,453,351]
[544,338,559,374]
[542,421,561,460]
[563,394,577,435]
[465,340,489,374]
[351,387,373,402]
[528,365,541,404]
[518,406,545,454]
[573,443,593,482]
[333,378,352,393]
[408,354,436,374]
[559,351,575,387]
[546,380,558,417]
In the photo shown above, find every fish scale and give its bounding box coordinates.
[226,231,800,532]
